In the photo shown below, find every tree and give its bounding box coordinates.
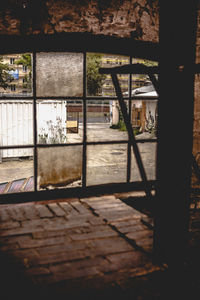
[15,53,32,92]
[87,53,106,96]
[0,56,14,89]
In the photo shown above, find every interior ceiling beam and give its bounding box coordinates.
[0,31,194,66]
[0,32,159,60]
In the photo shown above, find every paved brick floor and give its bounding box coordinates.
[0,193,167,299]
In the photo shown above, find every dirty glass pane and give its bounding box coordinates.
[131,142,156,182]
[87,144,127,186]
[36,52,83,97]
[0,100,33,146]
[37,145,82,190]
[0,148,34,194]
[87,100,128,142]
[37,100,83,144]
[0,53,33,97]
[86,53,129,97]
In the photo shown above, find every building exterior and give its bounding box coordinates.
[111,83,158,131]
[0,54,31,95]
[101,54,150,96]
[131,84,158,131]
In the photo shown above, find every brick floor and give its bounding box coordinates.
[0,194,166,299]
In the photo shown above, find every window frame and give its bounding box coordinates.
[0,50,157,204]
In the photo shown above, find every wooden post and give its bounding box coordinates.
[154,1,198,268]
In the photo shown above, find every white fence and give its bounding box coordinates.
[0,100,66,160]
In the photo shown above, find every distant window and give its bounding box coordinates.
[10,84,16,91]
[23,65,27,72]
[10,58,15,64]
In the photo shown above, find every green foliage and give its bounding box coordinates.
[110,110,141,135]
[15,53,32,68]
[133,128,141,135]
[86,53,106,96]
[0,56,14,89]
[117,119,126,131]
[15,53,32,92]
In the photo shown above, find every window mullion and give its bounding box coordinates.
[82,52,87,187]
[127,55,132,182]
[33,52,38,192]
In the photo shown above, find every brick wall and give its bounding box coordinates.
[1,0,200,188]
[192,9,200,187]
[0,0,159,41]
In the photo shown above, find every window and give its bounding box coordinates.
[0,52,157,201]
[23,65,28,72]
[10,58,15,64]
[10,84,16,91]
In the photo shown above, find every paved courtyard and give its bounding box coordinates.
[0,124,156,192]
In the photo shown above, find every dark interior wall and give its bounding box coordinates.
[0,0,158,41]
[1,0,200,189]
[192,7,200,188]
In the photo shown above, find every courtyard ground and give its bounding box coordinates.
[0,124,156,192]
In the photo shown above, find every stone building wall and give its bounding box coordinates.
[0,0,159,42]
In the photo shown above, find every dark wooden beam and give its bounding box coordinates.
[99,64,159,74]
[154,0,198,270]
[0,32,159,60]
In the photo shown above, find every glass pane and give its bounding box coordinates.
[0,53,32,96]
[131,99,158,137]
[0,100,33,146]
[87,100,128,142]
[86,53,129,97]
[131,142,156,182]
[66,100,83,143]
[37,146,82,190]
[0,148,34,194]
[87,144,127,186]
[36,52,83,97]
[37,100,83,144]
[131,58,158,92]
